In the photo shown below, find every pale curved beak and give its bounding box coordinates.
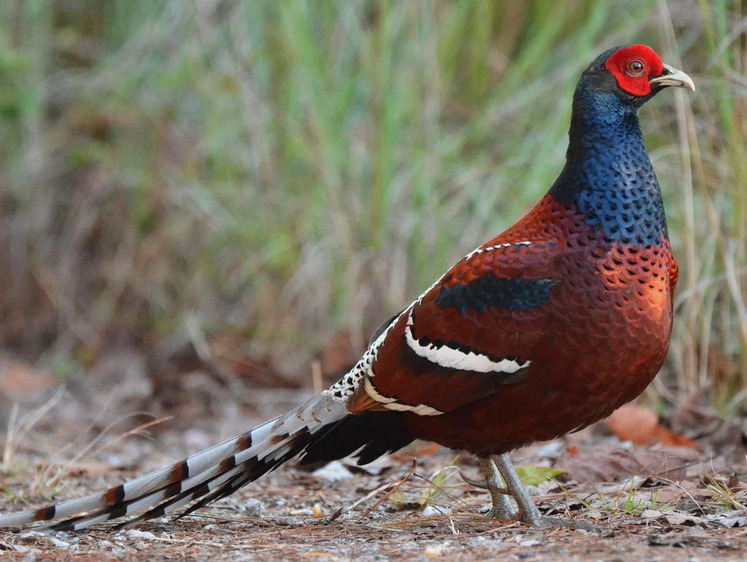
[650,63,695,91]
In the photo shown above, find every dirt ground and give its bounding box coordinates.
[0,382,746,561]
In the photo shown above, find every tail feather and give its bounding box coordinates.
[49,458,243,531]
[118,429,313,530]
[0,392,414,531]
[0,431,249,528]
[53,452,250,531]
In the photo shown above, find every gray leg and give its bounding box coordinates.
[478,456,515,519]
[491,453,544,526]
[492,453,599,531]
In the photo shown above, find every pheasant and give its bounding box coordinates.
[0,45,694,531]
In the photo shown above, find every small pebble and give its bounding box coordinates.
[289,508,313,516]
[242,498,264,517]
[126,529,156,540]
[424,544,443,557]
[18,531,45,539]
[312,460,354,481]
[467,536,495,547]
[537,441,565,459]
[422,505,452,517]
[46,537,69,550]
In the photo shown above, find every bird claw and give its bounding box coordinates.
[459,470,488,489]
[461,467,515,519]
[485,506,518,520]
[459,470,509,494]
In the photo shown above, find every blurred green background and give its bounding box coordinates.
[0,0,744,414]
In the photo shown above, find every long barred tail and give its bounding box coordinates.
[0,392,413,531]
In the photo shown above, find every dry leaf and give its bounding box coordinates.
[607,404,697,448]
[555,446,699,483]
[0,362,57,399]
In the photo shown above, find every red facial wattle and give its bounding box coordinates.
[605,44,664,97]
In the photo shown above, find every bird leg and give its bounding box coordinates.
[478,456,515,519]
[490,453,543,526]
[491,453,599,531]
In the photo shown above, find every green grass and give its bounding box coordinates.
[0,0,744,411]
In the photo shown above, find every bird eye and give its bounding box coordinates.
[626,60,645,77]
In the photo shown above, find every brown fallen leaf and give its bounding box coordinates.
[652,425,698,448]
[607,404,697,448]
[554,446,699,483]
[389,442,440,462]
[0,362,57,399]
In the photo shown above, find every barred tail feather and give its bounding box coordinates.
[0,392,373,531]
[114,409,414,530]
[48,426,312,531]
[0,431,249,528]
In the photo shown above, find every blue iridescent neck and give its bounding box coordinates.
[549,85,668,246]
